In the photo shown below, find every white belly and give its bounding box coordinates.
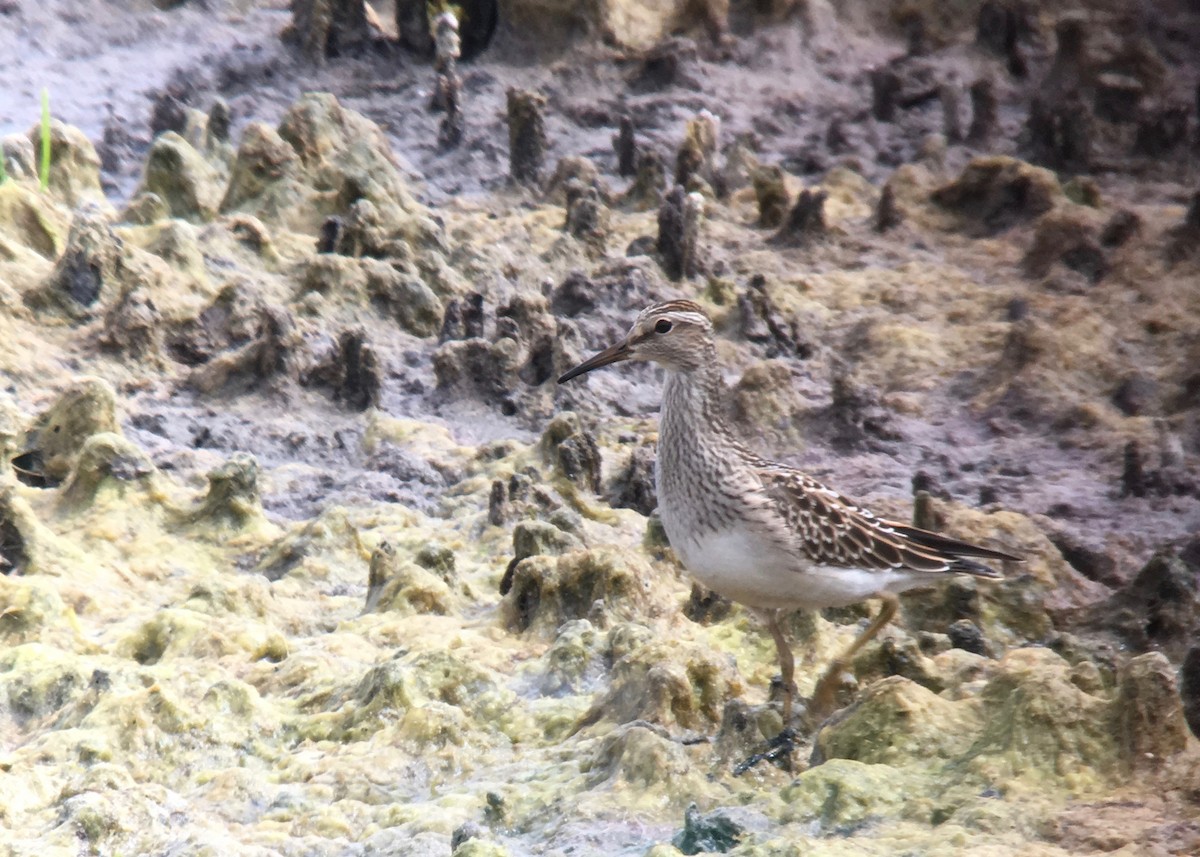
[666,524,930,611]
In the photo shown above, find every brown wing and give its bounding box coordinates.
[755,463,1016,578]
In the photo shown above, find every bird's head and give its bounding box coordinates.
[557,300,715,383]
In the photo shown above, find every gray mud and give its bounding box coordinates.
[3,1,1200,854]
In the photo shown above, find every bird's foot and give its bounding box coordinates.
[808,657,853,722]
[732,727,796,776]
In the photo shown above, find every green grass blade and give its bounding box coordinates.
[40,88,51,192]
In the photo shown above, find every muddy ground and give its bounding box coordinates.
[2,0,1200,855]
[3,0,1198,547]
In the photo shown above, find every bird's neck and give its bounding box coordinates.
[660,359,734,442]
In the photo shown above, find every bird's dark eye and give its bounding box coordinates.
[654,319,673,334]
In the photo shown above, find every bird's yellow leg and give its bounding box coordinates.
[810,592,899,718]
[763,608,796,727]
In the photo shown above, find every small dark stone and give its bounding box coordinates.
[1048,528,1120,588]
[564,180,605,245]
[439,293,486,342]
[645,512,670,551]
[675,136,705,189]
[191,453,262,527]
[875,183,900,233]
[395,0,433,56]
[89,669,112,692]
[1112,375,1157,417]
[206,98,231,144]
[682,583,733,624]
[301,327,381,412]
[1060,242,1107,284]
[657,185,700,280]
[827,369,898,451]
[948,619,988,655]
[1095,550,1200,660]
[712,698,761,763]
[967,79,998,145]
[976,1,1012,54]
[751,164,790,229]
[771,189,826,247]
[101,289,164,360]
[488,479,507,527]
[912,470,951,500]
[940,85,963,143]
[911,491,937,531]
[437,72,464,150]
[484,791,506,824]
[507,88,547,185]
[1094,73,1143,124]
[672,803,744,856]
[976,0,1029,76]
[316,216,342,254]
[901,10,927,57]
[1133,103,1189,158]
[451,822,485,852]
[625,235,657,257]
[1024,96,1091,172]
[550,270,598,317]
[608,446,656,517]
[614,115,637,177]
[149,87,190,138]
[870,68,902,123]
[499,557,518,596]
[415,545,455,581]
[449,0,498,60]
[737,291,772,344]
[634,52,679,92]
[736,278,812,359]
[1043,15,1089,100]
[626,148,667,210]
[364,541,397,611]
[627,39,696,93]
[291,0,372,62]
[825,117,849,153]
[1022,212,1104,282]
[557,432,602,494]
[60,251,104,306]
[989,318,1041,384]
[1122,440,1146,498]
[27,204,123,319]
[1114,652,1188,768]
[1100,209,1141,248]
[180,300,299,394]
[333,329,381,411]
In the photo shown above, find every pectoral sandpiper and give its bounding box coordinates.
[558,300,1019,749]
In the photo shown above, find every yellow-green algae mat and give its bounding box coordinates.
[1,389,1197,856]
[0,99,1199,856]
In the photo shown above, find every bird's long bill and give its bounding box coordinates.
[557,340,631,384]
